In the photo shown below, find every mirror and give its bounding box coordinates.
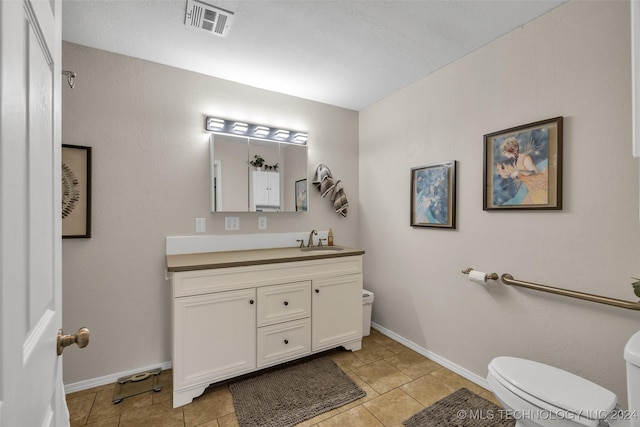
[210,134,308,212]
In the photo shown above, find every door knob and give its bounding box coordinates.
[57,327,90,355]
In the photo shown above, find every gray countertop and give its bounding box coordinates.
[166,245,365,272]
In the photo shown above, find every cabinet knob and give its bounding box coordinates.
[315,289,319,294]
[284,301,289,306]
[284,339,289,344]
[249,299,254,304]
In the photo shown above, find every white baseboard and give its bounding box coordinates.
[65,324,489,395]
[64,361,172,395]
[371,322,490,390]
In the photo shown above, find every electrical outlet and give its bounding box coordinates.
[225,217,240,231]
[195,218,206,233]
[258,216,267,230]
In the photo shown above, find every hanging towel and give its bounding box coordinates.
[319,176,336,198]
[312,164,333,190]
[331,180,349,217]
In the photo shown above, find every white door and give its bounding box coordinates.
[0,0,69,426]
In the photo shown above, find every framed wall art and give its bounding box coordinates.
[410,161,457,229]
[62,144,92,238]
[295,178,307,212]
[483,117,563,211]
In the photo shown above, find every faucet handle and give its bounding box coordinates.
[296,239,305,248]
[318,238,326,247]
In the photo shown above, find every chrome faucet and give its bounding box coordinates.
[307,229,318,247]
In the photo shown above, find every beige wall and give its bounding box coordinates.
[61,43,359,384]
[360,1,640,404]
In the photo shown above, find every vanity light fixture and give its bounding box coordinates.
[274,130,290,139]
[232,122,249,133]
[254,126,270,137]
[293,133,308,144]
[208,118,225,130]
[205,116,308,145]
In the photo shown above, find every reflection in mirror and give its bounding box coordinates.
[249,140,281,212]
[282,144,307,211]
[209,135,249,212]
[209,134,308,213]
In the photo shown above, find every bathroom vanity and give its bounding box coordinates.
[166,246,365,408]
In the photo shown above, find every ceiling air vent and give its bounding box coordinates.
[185,0,234,38]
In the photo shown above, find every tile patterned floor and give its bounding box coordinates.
[66,328,500,426]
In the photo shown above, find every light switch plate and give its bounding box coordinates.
[195,218,206,233]
[225,217,240,231]
[258,216,267,230]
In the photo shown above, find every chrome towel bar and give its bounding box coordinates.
[501,273,640,311]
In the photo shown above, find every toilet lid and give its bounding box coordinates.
[489,357,617,419]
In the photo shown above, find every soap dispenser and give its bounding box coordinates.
[328,228,334,246]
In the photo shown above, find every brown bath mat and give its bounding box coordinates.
[403,388,515,427]
[229,356,366,427]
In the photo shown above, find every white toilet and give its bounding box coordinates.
[488,330,640,427]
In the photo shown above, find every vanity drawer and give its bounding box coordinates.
[257,281,311,327]
[257,318,311,368]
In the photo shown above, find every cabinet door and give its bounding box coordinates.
[173,288,256,390]
[252,171,270,206]
[311,273,362,352]
[267,172,280,205]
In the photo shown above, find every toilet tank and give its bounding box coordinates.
[624,330,640,427]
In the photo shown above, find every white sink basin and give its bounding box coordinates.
[300,246,344,254]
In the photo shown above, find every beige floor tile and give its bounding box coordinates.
[294,409,340,427]
[84,415,120,427]
[353,341,397,364]
[353,360,412,394]
[215,412,239,427]
[86,389,153,424]
[152,370,174,404]
[194,420,219,427]
[317,406,383,427]
[366,334,408,354]
[362,388,424,427]
[479,389,502,406]
[67,392,96,425]
[68,383,115,400]
[329,350,367,372]
[338,371,380,411]
[400,374,455,407]
[429,367,485,395]
[119,399,184,427]
[384,349,442,379]
[183,386,235,427]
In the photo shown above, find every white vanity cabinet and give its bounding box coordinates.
[170,253,363,408]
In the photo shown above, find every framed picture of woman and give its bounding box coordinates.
[410,161,457,229]
[483,117,563,210]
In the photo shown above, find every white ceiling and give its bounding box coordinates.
[61,0,565,111]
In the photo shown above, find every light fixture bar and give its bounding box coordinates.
[205,116,308,145]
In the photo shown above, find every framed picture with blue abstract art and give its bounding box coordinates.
[295,178,307,212]
[410,161,457,229]
[483,117,563,211]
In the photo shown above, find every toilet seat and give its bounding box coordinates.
[489,357,617,425]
